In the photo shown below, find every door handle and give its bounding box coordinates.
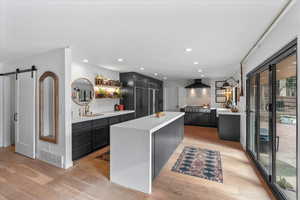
[265,104,268,111]
[265,103,272,111]
[265,103,273,111]
[14,113,18,122]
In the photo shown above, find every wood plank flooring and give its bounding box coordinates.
[0,126,276,200]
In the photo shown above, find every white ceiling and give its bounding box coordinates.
[0,0,287,79]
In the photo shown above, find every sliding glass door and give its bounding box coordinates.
[248,76,257,157]
[258,69,272,175]
[246,40,297,200]
[274,53,297,200]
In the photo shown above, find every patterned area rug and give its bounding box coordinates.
[172,146,223,183]
[96,151,110,162]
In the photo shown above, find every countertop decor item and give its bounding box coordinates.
[155,112,165,118]
[231,107,239,113]
[114,104,120,111]
[118,104,124,110]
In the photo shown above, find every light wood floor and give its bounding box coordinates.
[0,126,276,200]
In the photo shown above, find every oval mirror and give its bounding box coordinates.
[71,78,94,106]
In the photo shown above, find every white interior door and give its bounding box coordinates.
[15,72,36,159]
[165,87,179,111]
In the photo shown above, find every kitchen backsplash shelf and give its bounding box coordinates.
[94,75,122,99]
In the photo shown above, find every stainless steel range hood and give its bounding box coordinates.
[185,79,210,88]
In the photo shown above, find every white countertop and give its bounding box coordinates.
[216,108,244,116]
[218,111,242,116]
[72,110,135,123]
[111,111,185,134]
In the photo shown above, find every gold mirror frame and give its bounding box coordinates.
[39,71,59,144]
[71,78,95,106]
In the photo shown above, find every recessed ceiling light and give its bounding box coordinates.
[185,48,192,52]
[154,73,158,76]
[117,58,124,62]
[201,74,205,77]
[140,67,145,70]
[83,59,88,63]
[193,61,199,65]
[198,69,202,73]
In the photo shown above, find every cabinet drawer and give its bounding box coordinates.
[109,116,120,125]
[120,113,135,122]
[72,126,92,136]
[72,121,92,132]
[93,118,109,128]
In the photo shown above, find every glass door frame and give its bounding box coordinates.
[247,64,274,180]
[246,39,298,200]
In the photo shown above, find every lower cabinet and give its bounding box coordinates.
[120,113,135,122]
[72,113,135,161]
[218,114,240,141]
[93,126,109,150]
[72,121,93,161]
[152,117,184,180]
[184,110,217,127]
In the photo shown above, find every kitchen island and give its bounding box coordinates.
[110,112,184,194]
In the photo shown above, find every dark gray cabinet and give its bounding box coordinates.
[218,114,240,141]
[120,72,163,118]
[135,87,149,118]
[182,108,217,127]
[120,113,135,122]
[109,116,121,125]
[92,118,109,150]
[152,117,184,179]
[72,121,93,161]
[72,113,135,161]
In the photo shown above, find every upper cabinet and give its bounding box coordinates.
[120,72,164,115]
[120,72,162,89]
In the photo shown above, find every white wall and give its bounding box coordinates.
[1,48,72,169]
[0,77,3,147]
[163,80,189,110]
[0,76,12,147]
[164,78,237,109]
[186,88,211,106]
[71,62,120,118]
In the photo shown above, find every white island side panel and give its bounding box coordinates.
[110,126,152,194]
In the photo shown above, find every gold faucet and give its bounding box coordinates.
[84,105,90,115]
